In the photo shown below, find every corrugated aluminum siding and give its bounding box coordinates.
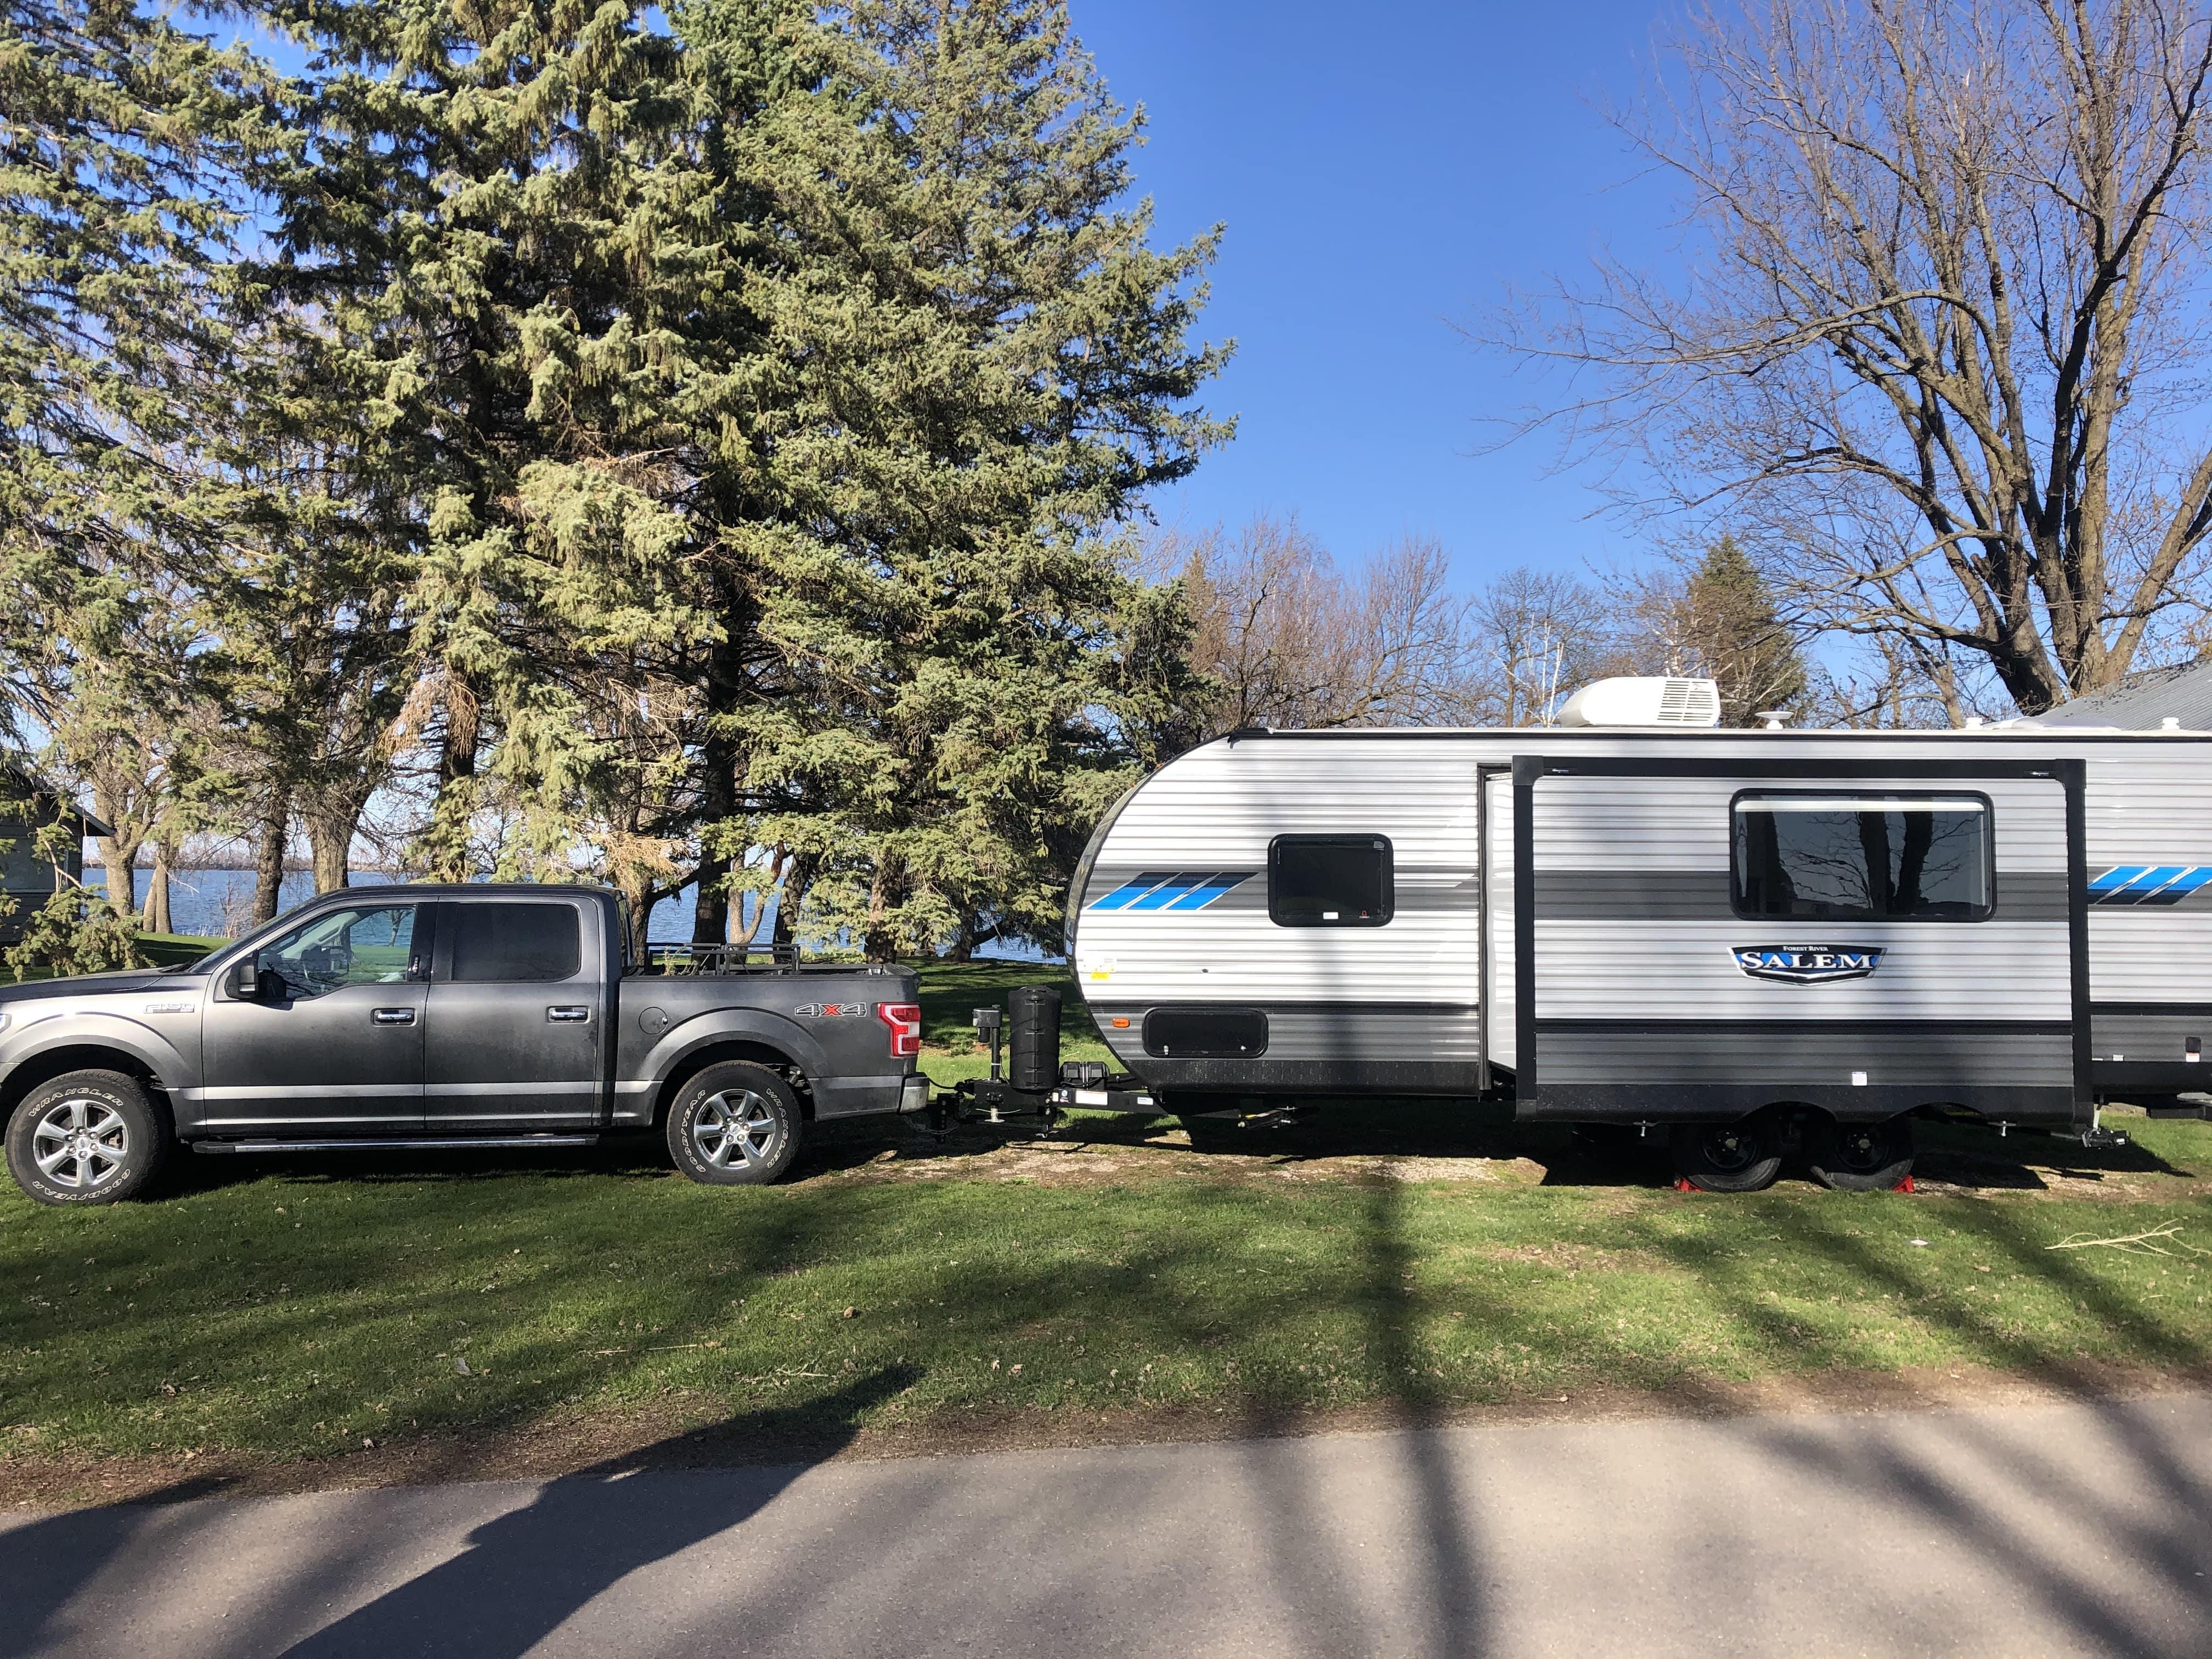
[1527,772,2072,1025]
[1075,728,2212,1081]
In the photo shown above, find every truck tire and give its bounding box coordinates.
[1671,1117,1783,1193]
[1808,1116,1916,1192]
[5,1069,171,1207]
[666,1062,803,1186]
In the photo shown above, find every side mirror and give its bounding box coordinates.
[228,959,261,1001]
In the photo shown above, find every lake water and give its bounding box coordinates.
[87,867,1048,959]
[91,868,741,946]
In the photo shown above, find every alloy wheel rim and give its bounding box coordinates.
[692,1089,780,1168]
[30,1097,130,1190]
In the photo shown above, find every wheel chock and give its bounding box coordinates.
[1674,1176,1696,1192]
[1894,1173,1916,1193]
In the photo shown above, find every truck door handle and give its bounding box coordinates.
[548,1006,590,1023]
[372,1007,417,1026]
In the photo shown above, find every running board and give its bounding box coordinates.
[192,1135,601,1155]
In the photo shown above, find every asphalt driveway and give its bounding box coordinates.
[6,1391,2210,1657]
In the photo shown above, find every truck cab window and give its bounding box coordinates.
[449,902,583,982]
[1731,794,1993,921]
[1268,835,1394,927]
[253,905,419,1000]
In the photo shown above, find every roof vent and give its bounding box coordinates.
[1554,676,1722,729]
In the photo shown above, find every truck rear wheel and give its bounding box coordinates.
[1808,1116,1915,1192]
[5,1069,170,1206]
[666,1062,803,1186]
[1671,1117,1782,1193]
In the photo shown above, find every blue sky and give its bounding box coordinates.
[1073,0,1686,586]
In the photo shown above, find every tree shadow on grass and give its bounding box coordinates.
[1675,1204,2212,1654]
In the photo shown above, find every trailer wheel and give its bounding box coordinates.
[666,1062,803,1186]
[1808,1117,1915,1192]
[1671,1118,1782,1193]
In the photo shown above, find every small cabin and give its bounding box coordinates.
[0,766,111,945]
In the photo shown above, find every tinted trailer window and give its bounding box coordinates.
[1269,835,1393,926]
[1731,794,1993,922]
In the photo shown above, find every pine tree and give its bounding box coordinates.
[249,0,726,890]
[678,0,1229,955]
[1,0,261,935]
[1679,538,1807,726]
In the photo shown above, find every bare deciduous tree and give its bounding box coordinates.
[1497,0,2212,714]
[1464,567,1614,724]
[1156,516,1625,735]
[1169,516,1482,731]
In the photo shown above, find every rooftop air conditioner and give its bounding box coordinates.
[1553,676,1722,729]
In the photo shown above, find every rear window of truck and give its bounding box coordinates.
[449,902,583,981]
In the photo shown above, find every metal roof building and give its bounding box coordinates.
[2035,654,2212,730]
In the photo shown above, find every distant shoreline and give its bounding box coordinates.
[90,861,413,876]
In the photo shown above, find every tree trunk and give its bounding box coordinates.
[691,641,743,944]
[611,868,656,963]
[862,853,900,962]
[252,788,293,924]
[770,854,815,951]
[730,847,782,949]
[424,674,481,882]
[140,840,173,934]
[94,834,137,915]
[304,794,360,893]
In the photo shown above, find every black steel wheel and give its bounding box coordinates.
[5,1069,170,1206]
[1671,1117,1784,1193]
[1808,1116,1916,1192]
[665,1061,803,1185]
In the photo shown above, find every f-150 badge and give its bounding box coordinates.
[1733,945,1883,985]
[797,1001,869,1018]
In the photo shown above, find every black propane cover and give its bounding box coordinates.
[1007,985,1063,1092]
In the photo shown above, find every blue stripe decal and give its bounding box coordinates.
[1086,872,1177,911]
[2098,865,2190,906]
[2087,864,2212,906]
[1162,872,1255,911]
[2141,868,2212,906]
[1126,873,1210,911]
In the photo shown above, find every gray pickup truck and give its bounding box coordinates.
[0,883,926,1206]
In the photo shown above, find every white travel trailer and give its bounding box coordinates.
[1061,678,2212,1192]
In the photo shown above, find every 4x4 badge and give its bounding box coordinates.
[1733,945,1883,985]
[796,1001,869,1018]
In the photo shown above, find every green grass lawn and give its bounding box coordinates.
[2,959,2210,1470]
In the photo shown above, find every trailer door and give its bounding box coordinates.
[1514,757,2086,1126]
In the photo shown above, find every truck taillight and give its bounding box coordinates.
[878,1002,921,1058]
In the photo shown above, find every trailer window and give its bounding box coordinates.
[1268,835,1393,927]
[1731,794,1992,922]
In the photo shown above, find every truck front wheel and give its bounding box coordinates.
[666,1062,803,1186]
[5,1069,171,1206]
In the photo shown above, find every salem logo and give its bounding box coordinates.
[796,1002,868,1018]
[1733,945,1884,985]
